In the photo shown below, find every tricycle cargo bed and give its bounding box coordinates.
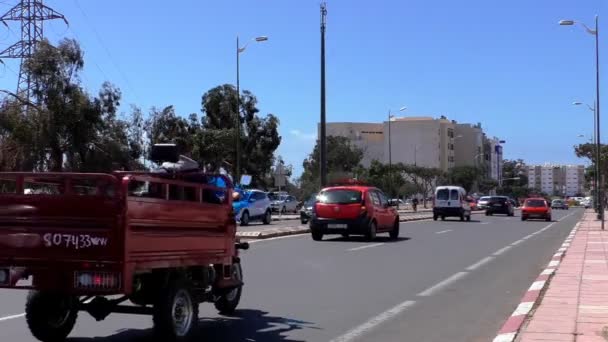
[0,172,237,294]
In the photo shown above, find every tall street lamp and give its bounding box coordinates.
[388,106,407,197]
[574,101,599,211]
[561,16,603,229]
[235,35,268,182]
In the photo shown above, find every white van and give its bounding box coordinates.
[433,186,471,221]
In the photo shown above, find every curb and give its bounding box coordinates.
[492,221,581,342]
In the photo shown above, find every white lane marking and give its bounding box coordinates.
[347,243,385,252]
[0,313,24,322]
[480,222,490,225]
[417,272,468,297]
[541,268,555,275]
[529,280,546,291]
[435,229,452,234]
[466,256,494,271]
[510,239,524,246]
[493,332,516,342]
[328,301,416,342]
[493,246,512,256]
[553,252,563,258]
[558,212,576,221]
[548,260,560,267]
[512,302,534,316]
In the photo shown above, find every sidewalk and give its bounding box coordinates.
[497,210,608,342]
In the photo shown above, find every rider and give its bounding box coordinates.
[412,197,419,212]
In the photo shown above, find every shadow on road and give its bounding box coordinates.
[68,309,314,342]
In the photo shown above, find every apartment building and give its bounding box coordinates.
[454,123,484,168]
[324,122,384,168]
[326,116,487,173]
[527,164,585,196]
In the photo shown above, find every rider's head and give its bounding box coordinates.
[232,191,241,201]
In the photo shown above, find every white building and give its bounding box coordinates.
[527,164,585,196]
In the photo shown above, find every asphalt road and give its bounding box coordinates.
[0,208,582,342]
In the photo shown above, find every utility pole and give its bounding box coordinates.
[594,15,603,229]
[0,0,67,108]
[319,1,328,187]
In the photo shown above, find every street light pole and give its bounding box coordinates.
[236,36,241,182]
[320,2,328,187]
[561,15,603,229]
[594,16,603,229]
[235,35,268,183]
[387,106,406,197]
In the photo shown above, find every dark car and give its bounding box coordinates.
[485,196,515,216]
[299,193,317,224]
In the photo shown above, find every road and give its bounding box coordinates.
[0,209,582,342]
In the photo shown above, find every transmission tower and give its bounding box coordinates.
[0,0,67,105]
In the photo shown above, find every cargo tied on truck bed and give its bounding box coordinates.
[0,144,250,342]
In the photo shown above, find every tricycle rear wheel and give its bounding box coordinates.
[25,291,78,342]
[153,278,198,341]
[214,262,243,315]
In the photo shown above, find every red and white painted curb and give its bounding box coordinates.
[492,222,580,342]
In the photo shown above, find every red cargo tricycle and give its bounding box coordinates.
[0,146,248,341]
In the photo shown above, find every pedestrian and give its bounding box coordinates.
[412,197,419,212]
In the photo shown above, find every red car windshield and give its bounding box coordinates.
[318,189,362,204]
[525,200,546,207]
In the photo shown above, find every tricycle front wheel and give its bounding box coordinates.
[214,262,243,315]
[25,291,78,342]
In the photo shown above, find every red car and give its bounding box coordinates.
[521,198,552,221]
[310,183,399,241]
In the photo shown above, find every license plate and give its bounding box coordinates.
[328,224,347,229]
[493,204,502,207]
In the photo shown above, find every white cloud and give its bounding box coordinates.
[290,129,316,141]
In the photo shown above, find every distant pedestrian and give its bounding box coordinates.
[412,197,419,212]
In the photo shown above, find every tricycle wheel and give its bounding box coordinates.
[153,278,198,341]
[214,263,243,315]
[25,291,78,342]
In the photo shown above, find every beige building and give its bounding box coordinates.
[527,164,585,196]
[454,123,484,168]
[325,122,384,168]
[381,116,456,171]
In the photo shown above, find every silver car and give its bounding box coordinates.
[477,196,492,210]
[270,194,298,213]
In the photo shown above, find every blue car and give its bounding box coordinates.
[232,189,272,226]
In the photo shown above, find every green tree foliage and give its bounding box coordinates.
[0,39,143,172]
[444,166,481,192]
[298,136,364,198]
[144,85,281,187]
[499,159,531,198]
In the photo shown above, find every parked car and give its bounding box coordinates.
[521,198,552,221]
[485,196,515,216]
[233,189,272,226]
[310,184,399,241]
[270,194,299,213]
[432,185,472,221]
[477,196,492,210]
[551,199,569,210]
[299,193,317,224]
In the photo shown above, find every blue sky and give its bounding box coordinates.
[0,0,605,176]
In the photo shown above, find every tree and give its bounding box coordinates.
[499,159,529,198]
[0,38,143,172]
[200,85,281,181]
[445,166,481,192]
[298,136,364,199]
[361,160,407,198]
[403,165,443,208]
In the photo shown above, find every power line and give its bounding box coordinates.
[72,0,140,103]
